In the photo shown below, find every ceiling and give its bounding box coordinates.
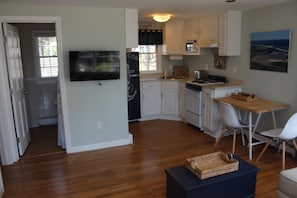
[0,0,292,22]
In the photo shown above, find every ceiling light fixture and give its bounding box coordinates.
[153,14,171,23]
[226,0,236,2]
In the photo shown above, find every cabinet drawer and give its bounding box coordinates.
[141,81,160,90]
[162,81,178,89]
[203,88,213,98]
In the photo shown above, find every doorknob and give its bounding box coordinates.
[24,91,29,95]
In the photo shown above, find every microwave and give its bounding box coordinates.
[186,40,198,53]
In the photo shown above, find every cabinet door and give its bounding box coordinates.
[161,81,179,116]
[203,99,212,130]
[218,11,242,56]
[125,9,138,48]
[184,18,200,41]
[162,88,178,116]
[199,15,218,47]
[178,83,186,120]
[163,20,184,54]
[141,81,161,117]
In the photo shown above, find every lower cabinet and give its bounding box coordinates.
[203,86,242,138]
[140,81,161,119]
[178,82,186,121]
[140,80,180,121]
[161,81,179,119]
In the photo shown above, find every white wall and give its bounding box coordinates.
[0,4,130,150]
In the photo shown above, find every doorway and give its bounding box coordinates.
[0,16,69,165]
[11,23,64,157]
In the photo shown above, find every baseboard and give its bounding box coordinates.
[68,134,133,154]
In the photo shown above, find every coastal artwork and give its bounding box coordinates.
[250,29,291,73]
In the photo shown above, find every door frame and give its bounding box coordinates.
[0,16,70,165]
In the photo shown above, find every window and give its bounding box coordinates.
[34,32,58,78]
[132,45,161,73]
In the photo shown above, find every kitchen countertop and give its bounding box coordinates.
[140,75,243,89]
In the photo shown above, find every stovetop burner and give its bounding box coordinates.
[185,75,226,91]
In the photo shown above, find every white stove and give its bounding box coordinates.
[185,75,226,130]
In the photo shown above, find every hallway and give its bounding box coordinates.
[22,125,65,158]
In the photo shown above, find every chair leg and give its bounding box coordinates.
[292,139,297,150]
[256,139,273,162]
[243,128,249,147]
[240,129,246,146]
[232,129,237,154]
[214,128,227,146]
[282,141,286,170]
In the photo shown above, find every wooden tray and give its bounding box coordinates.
[185,152,239,180]
[231,92,259,102]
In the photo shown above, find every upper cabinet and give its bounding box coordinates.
[184,18,200,41]
[162,11,242,56]
[199,15,219,47]
[218,11,242,56]
[163,20,184,55]
[125,9,138,48]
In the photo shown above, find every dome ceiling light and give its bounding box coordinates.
[153,14,171,23]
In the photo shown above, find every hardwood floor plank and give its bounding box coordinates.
[2,120,297,197]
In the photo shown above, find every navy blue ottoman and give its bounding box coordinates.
[165,156,259,198]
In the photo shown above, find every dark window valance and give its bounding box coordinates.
[138,29,163,45]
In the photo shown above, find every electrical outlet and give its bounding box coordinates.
[97,121,102,130]
[233,66,237,73]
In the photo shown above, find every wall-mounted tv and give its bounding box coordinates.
[69,51,120,81]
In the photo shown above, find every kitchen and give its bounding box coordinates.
[129,11,251,139]
[0,0,296,166]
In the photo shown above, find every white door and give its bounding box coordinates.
[3,23,30,156]
[0,166,4,197]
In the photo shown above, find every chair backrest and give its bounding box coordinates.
[219,102,242,128]
[279,113,297,140]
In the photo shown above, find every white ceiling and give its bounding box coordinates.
[0,0,292,22]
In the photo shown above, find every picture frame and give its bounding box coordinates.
[250,29,291,73]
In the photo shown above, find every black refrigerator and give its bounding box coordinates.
[127,52,141,121]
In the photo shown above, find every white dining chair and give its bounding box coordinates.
[256,113,297,170]
[214,102,249,154]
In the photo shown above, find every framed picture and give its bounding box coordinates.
[250,29,291,73]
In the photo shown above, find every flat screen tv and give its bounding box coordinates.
[69,51,120,81]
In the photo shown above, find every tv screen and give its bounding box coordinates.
[69,51,120,81]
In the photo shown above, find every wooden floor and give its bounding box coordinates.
[22,125,65,158]
[2,120,297,197]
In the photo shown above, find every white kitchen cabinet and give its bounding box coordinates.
[163,20,184,55]
[184,18,200,41]
[178,82,186,121]
[125,9,138,48]
[161,81,179,120]
[199,15,219,47]
[203,86,242,138]
[218,11,242,56]
[140,81,161,120]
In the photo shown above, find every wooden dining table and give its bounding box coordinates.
[214,96,289,160]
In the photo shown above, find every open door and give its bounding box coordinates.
[3,23,30,156]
